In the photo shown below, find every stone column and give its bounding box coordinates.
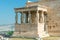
[26,13,28,23]
[21,12,24,23]
[36,10,39,23]
[40,11,44,23]
[15,12,18,24]
[28,11,31,23]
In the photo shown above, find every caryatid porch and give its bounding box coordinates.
[14,5,49,38]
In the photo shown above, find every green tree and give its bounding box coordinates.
[6,31,13,37]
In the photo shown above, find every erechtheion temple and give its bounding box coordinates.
[14,0,60,38]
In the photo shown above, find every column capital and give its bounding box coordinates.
[15,12,18,13]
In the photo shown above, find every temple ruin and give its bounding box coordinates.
[14,0,60,38]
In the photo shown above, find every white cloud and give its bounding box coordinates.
[28,1,32,2]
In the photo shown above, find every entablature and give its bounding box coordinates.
[14,5,47,13]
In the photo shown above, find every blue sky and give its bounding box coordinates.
[0,0,38,25]
[0,0,26,25]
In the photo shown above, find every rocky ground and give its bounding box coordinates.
[0,37,34,40]
[8,37,60,40]
[43,36,60,40]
